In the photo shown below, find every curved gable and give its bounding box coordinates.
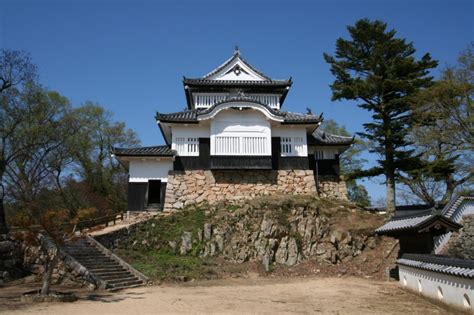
[197,101,284,122]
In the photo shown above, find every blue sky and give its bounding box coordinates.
[1,0,473,203]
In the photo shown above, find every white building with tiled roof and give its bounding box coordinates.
[113,49,354,211]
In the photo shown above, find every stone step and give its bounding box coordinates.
[69,255,108,260]
[81,263,123,269]
[65,238,147,291]
[107,279,144,289]
[106,276,140,285]
[65,249,103,255]
[78,258,118,264]
[99,273,135,281]
[93,270,131,277]
[108,282,144,292]
[81,264,123,270]
[88,267,128,273]
[74,257,113,263]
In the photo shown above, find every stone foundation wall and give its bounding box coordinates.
[318,176,349,200]
[164,170,317,211]
[0,233,95,287]
[0,234,25,283]
[446,214,474,259]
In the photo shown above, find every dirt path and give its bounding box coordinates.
[1,276,450,314]
[89,212,158,236]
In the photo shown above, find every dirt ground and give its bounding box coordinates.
[0,275,452,314]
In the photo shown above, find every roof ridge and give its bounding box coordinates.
[389,211,433,221]
[201,51,273,81]
[202,53,237,79]
[315,128,354,139]
[182,78,291,84]
[114,144,169,149]
[155,102,322,124]
[112,145,175,157]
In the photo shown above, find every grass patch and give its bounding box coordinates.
[115,206,213,280]
[119,206,206,252]
[116,249,217,281]
[151,206,206,241]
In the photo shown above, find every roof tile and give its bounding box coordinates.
[309,129,355,145]
[397,254,474,279]
[156,100,322,124]
[113,145,175,157]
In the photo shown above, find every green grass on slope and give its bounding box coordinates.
[116,249,217,281]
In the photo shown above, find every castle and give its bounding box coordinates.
[113,49,354,211]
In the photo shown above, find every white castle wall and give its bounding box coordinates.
[129,159,173,183]
[399,265,473,312]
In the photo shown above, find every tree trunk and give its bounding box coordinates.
[386,174,396,214]
[0,166,7,234]
[441,175,456,205]
[41,252,58,296]
[0,198,7,234]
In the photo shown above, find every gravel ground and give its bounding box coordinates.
[0,276,452,314]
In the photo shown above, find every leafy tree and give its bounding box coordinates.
[2,50,140,231]
[0,49,37,233]
[1,49,139,292]
[324,18,438,212]
[321,119,371,207]
[4,86,76,217]
[71,102,139,211]
[402,43,474,204]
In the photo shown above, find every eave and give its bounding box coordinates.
[375,213,462,237]
[182,78,292,110]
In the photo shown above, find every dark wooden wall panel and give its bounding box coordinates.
[128,182,148,211]
[211,156,272,169]
[160,182,167,211]
[278,157,309,170]
[271,137,281,169]
[398,234,435,256]
[315,159,340,176]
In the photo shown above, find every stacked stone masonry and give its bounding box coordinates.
[164,170,348,211]
[0,234,94,287]
[318,176,349,200]
[446,214,474,260]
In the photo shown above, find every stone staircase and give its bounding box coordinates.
[146,203,162,211]
[64,237,148,291]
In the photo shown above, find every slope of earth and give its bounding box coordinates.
[109,195,398,282]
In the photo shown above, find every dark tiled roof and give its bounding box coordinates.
[375,195,473,235]
[113,145,175,157]
[156,99,322,124]
[398,254,474,279]
[366,204,436,216]
[281,112,322,124]
[375,213,433,234]
[442,195,474,218]
[391,207,435,220]
[183,78,292,87]
[156,109,200,122]
[309,129,354,146]
[375,211,461,235]
[201,50,272,81]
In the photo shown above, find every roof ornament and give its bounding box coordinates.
[234,45,240,56]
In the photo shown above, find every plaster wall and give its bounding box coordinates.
[129,159,173,183]
[210,110,272,155]
[399,265,474,312]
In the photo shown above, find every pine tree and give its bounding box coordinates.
[324,19,438,212]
